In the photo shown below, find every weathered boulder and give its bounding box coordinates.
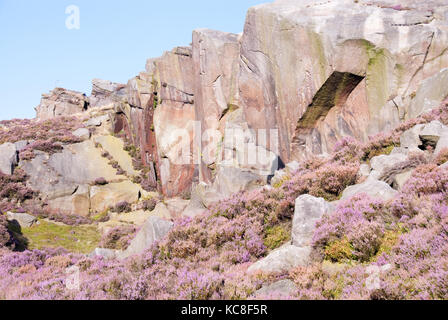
[370,153,407,177]
[90,79,126,108]
[393,170,414,191]
[90,181,143,213]
[248,245,311,274]
[359,164,371,177]
[254,279,297,299]
[150,203,172,220]
[292,195,334,247]
[6,212,37,228]
[0,143,18,175]
[400,124,425,151]
[419,120,448,147]
[118,216,173,259]
[213,165,266,198]
[165,198,190,218]
[341,178,398,201]
[35,88,89,120]
[84,115,110,127]
[47,185,90,217]
[72,128,91,141]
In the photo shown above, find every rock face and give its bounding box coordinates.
[238,0,448,163]
[35,88,89,120]
[31,0,448,199]
[118,216,173,259]
[6,212,37,228]
[21,141,145,216]
[0,143,18,175]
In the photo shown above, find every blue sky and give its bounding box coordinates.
[0,0,265,120]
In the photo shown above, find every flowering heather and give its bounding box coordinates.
[99,225,137,250]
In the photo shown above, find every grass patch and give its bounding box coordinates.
[20,220,100,254]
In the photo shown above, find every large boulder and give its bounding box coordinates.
[247,245,311,274]
[90,181,143,213]
[292,195,335,247]
[35,88,89,120]
[419,120,448,147]
[341,177,398,201]
[118,216,173,259]
[370,153,407,178]
[6,212,37,228]
[0,143,18,175]
[400,124,425,151]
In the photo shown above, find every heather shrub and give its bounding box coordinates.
[402,164,448,196]
[313,194,387,262]
[0,169,34,204]
[435,147,448,165]
[114,201,132,213]
[141,198,158,212]
[99,225,137,250]
[93,177,108,186]
[0,215,15,249]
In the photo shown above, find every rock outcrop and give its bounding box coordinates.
[35,88,89,120]
[31,0,448,200]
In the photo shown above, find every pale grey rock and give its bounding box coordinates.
[419,120,448,147]
[359,164,371,177]
[35,88,89,120]
[14,140,31,152]
[292,195,334,247]
[89,248,120,260]
[0,143,18,175]
[285,161,300,173]
[255,279,297,298]
[6,212,37,228]
[393,170,414,191]
[248,245,311,274]
[370,153,407,177]
[341,178,398,201]
[72,128,91,141]
[213,165,266,199]
[165,198,190,217]
[84,115,110,127]
[400,124,424,151]
[118,216,173,259]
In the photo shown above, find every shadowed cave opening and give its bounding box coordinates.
[296,71,365,131]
